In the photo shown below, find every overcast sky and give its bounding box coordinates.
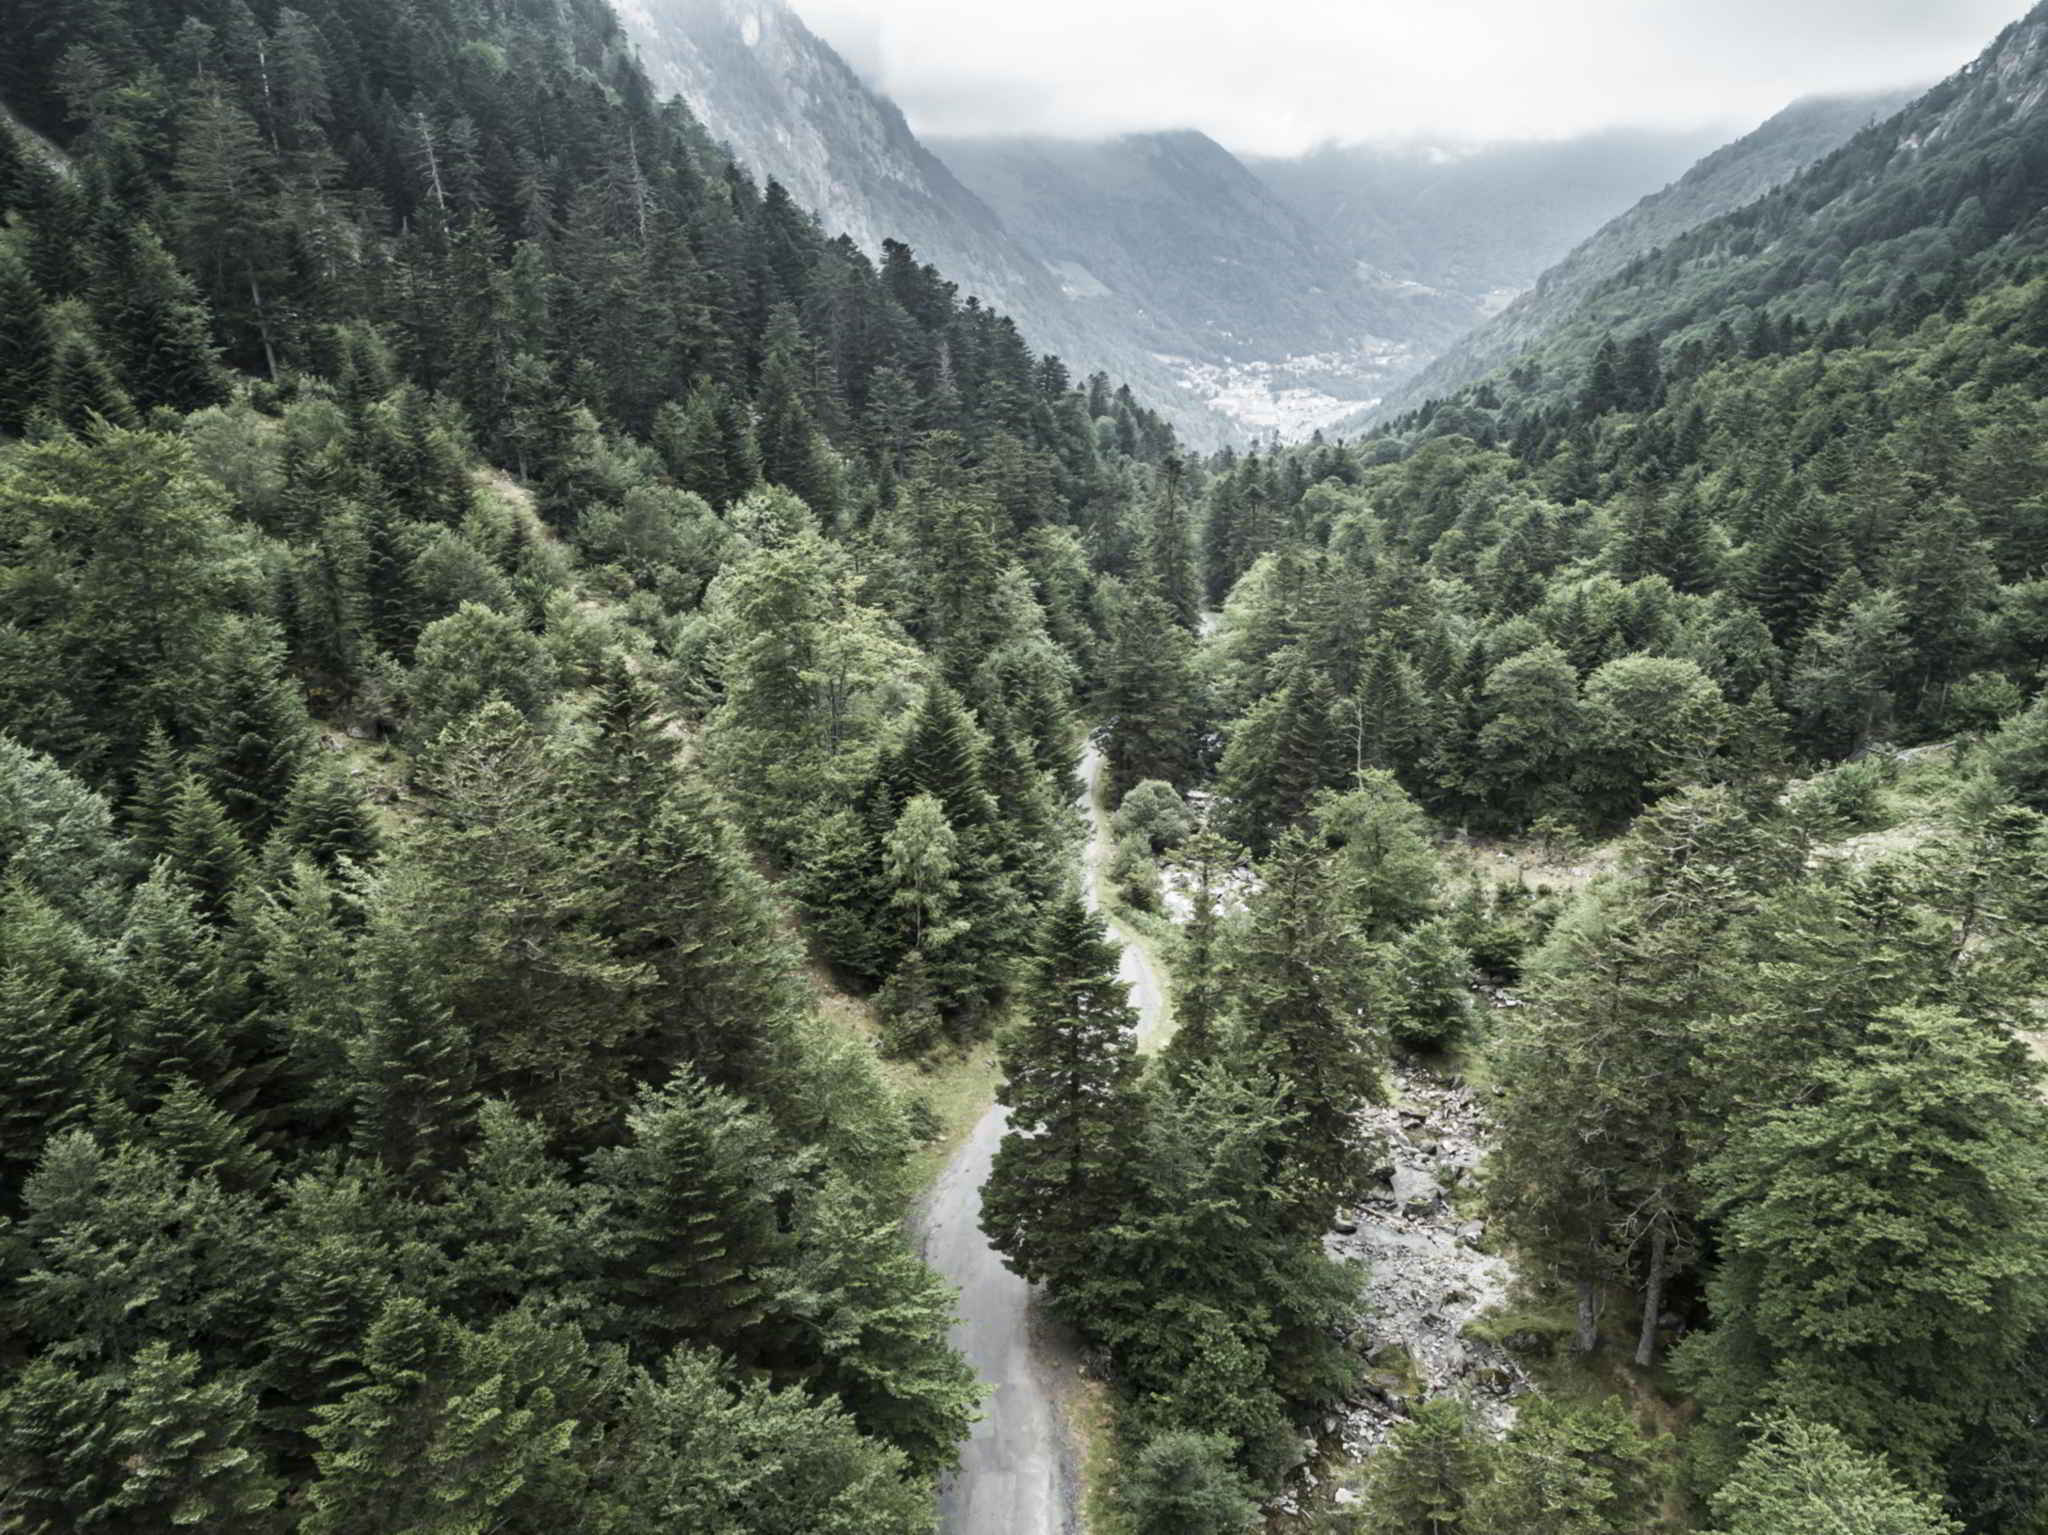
[794,0,2026,156]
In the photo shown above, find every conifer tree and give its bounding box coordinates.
[1144,456,1203,631]
[1677,1005,2048,1496]
[0,885,117,1192]
[599,1347,933,1534]
[1217,649,1344,852]
[1231,829,1385,1233]
[1160,824,1236,1084]
[1125,1430,1259,1535]
[588,1071,796,1356]
[0,1346,282,1533]
[1469,1399,1654,1535]
[0,247,56,435]
[305,1300,610,1535]
[46,331,136,431]
[94,224,229,414]
[982,894,1143,1293]
[1364,1396,1484,1534]
[1708,1415,1960,1535]
[1098,582,1203,798]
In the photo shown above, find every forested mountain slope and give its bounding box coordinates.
[1391,6,2048,425]
[615,0,1243,444]
[1370,88,1918,420]
[615,0,1741,445]
[0,0,1188,1527]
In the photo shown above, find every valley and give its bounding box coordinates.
[2,0,2046,1532]
[614,0,1899,444]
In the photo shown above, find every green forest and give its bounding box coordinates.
[2,0,2048,1532]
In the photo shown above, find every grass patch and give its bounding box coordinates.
[1072,1373,1135,1535]
[893,1040,1004,1195]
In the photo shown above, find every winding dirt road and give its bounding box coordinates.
[915,742,1169,1534]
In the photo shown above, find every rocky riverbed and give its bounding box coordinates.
[1333,1063,1529,1447]
[1269,1058,1530,1520]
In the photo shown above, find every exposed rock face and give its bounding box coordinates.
[618,0,1043,303]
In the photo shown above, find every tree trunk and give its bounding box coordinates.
[247,273,280,381]
[1575,1276,1600,1354]
[1634,1227,1669,1369]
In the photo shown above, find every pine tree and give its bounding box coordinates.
[1231,829,1385,1233]
[1098,583,1202,799]
[192,619,315,840]
[982,894,1144,1293]
[0,246,57,435]
[273,755,382,871]
[1708,1415,1960,1535]
[94,224,228,414]
[0,885,117,1191]
[1363,1396,1484,1534]
[1217,649,1343,852]
[1144,456,1202,630]
[46,330,136,430]
[587,1071,796,1356]
[1124,1430,1259,1535]
[778,1174,980,1474]
[598,1347,932,1534]
[1747,489,1846,644]
[1160,824,1236,1084]
[1469,1399,1654,1535]
[305,1300,610,1535]
[0,1347,281,1534]
[1317,771,1440,940]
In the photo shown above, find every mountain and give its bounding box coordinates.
[1250,128,1729,325]
[613,0,1244,442]
[932,129,1479,438]
[611,0,1045,312]
[1371,88,1921,420]
[615,0,1725,444]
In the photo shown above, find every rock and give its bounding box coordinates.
[1392,1165,1441,1215]
[1335,1487,1359,1506]
[346,723,373,740]
[1458,1220,1485,1248]
[1418,1138,1441,1158]
[1333,1217,1359,1235]
[1475,1366,1516,1393]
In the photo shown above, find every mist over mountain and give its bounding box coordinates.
[1369,86,1923,422]
[1250,129,1731,322]
[617,0,1829,442]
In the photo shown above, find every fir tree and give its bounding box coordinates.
[982,894,1144,1293]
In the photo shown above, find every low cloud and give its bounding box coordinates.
[795,0,2025,154]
